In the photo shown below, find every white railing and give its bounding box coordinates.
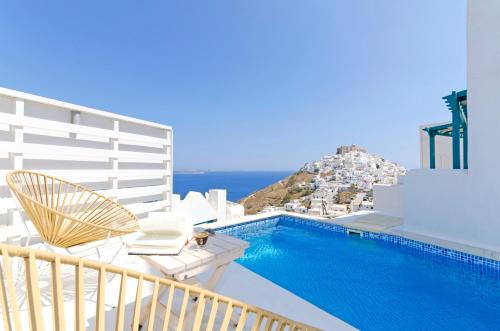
[0,87,173,244]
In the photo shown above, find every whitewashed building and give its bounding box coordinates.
[374,0,500,252]
[284,202,300,212]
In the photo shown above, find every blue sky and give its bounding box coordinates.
[0,1,466,171]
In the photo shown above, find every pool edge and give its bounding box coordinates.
[209,212,500,275]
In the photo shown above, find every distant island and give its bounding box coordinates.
[174,170,206,175]
[239,144,405,216]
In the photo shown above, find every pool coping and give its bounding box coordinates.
[204,262,356,330]
[206,211,500,273]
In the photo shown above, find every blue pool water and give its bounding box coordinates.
[174,171,291,202]
[219,217,500,330]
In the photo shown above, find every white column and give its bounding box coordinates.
[164,129,173,211]
[8,99,24,235]
[109,119,119,201]
[9,99,24,170]
[208,189,227,222]
[463,0,500,250]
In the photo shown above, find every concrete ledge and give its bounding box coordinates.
[343,213,403,233]
[201,262,356,330]
[386,228,500,261]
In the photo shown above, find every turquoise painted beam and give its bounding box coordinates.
[463,124,468,169]
[440,89,467,170]
[451,91,461,169]
[429,131,436,169]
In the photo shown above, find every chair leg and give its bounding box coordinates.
[23,222,32,247]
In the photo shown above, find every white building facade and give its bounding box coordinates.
[374,0,500,251]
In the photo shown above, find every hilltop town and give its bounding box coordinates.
[239,145,405,216]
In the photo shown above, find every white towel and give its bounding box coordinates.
[139,212,190,236]
[128,233,187,255]
[131,233,187,248]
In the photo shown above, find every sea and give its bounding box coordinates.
[173,171,292,202]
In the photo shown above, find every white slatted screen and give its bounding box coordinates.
[0,87,173,243]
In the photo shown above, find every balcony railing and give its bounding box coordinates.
[0,244,319,331]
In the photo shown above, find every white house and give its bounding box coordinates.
[284,202,300,211]
[295,206,308,214]
[326,204,348,217]
[351,201,374,212]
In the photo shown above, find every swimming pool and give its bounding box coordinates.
[217,216,500,330]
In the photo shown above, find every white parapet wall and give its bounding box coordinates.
[226,201,245,220]
[0,87,173,243]
[172,190,245,224]
[401,169,477,243]
[373,182,404,218]
[207,189,227,222]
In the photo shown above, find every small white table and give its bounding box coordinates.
[137,231,249,328]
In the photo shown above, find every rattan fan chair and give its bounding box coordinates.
[6,170,139,248]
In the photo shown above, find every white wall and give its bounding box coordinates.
[373,183,404,218]
[402,169,477,246]
[375,1,500,251]
[419,123,456,169]
[467,0,500,178]
[402,168,500,251]
[0,87,173,243]
[207,189,227,222]
[226,202,245,220]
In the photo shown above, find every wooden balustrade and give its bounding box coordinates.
[0,244,321,331]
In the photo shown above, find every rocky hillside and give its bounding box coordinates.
[238,172,314,215]
[238,145,405,215]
